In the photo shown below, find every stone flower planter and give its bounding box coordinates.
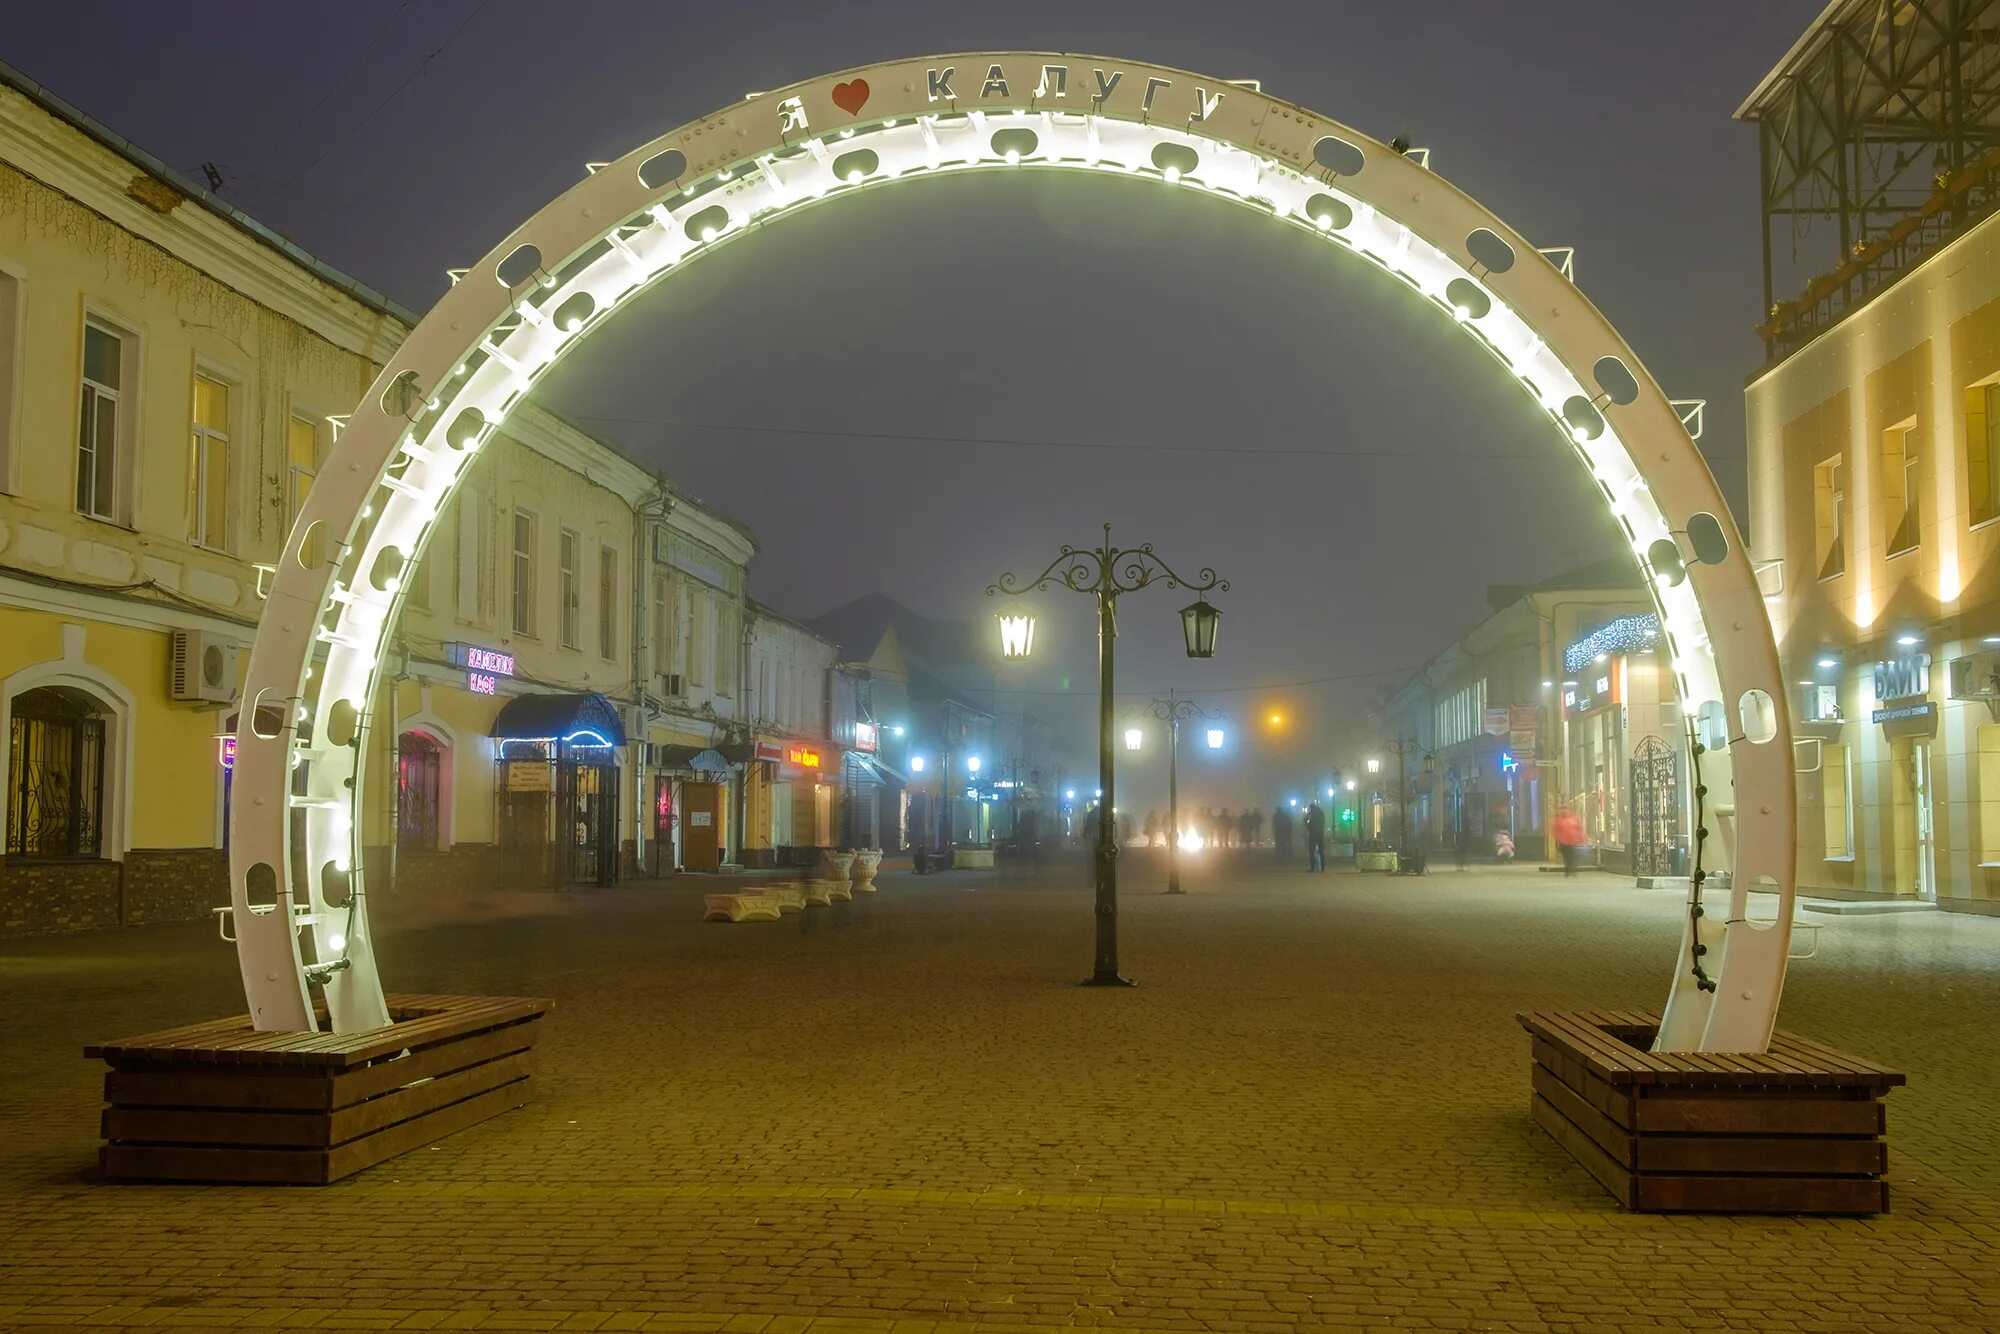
[820,850,857,883]
[852,849,883,891]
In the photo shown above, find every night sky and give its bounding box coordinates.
[5,1,1824,808]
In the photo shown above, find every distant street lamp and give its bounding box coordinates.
[1123,727,1145,752]
[1135,690,1217,896]
[989,523,1226,986]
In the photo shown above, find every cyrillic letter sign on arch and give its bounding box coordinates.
[229,53,1795,1052]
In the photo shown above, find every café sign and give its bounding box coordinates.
[449,642,515,696]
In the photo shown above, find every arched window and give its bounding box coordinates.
[397,731,443,853]
[5,686,109,859]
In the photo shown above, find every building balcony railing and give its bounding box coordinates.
[1760,147,2000,363]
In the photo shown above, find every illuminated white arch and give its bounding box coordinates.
[229,53,1794,1051]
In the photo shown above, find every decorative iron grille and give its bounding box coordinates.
[5,688,106,859]
[1630,735,1679,878]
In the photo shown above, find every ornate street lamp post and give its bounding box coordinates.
[1138,691,1217,896]
[989,524,1225,986]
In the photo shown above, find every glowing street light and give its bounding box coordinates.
[1366,757,1382,775]
[909,755,926,773]
[1137,691,1217,896]
[966,755,982,774]
[998,613,1037,660]
[1124,727,1145,751]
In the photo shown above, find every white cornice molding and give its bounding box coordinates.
[0,88,408,366]
[0,568,254,644]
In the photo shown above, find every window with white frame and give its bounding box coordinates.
[77,319,129,521]
[188,373,231,550]
[559,529,580,648]
[715,600,736,697]
[511,509,537,636]
[688,588,708,687]
[1882,420,1919,556]
[651,574,672,678]
[0,266,21,492]
[287,411,319,565]
[598,543,617,659]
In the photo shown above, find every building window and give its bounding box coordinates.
[287,411,319,565]
[1814,456,1845,581]
[1980,727,2000,864]
[598,543,617,659]
[76,320,125,521]
[397,732,443,854]
[1966,383,2000,526]
[0,266,20,491]
[1882,420,1918,556]
[715,600,736,697]
[559,529,580,649]
[5,687,107,859]
[188,373,232,549]
[651,574,672,678]
[511,509,537,636]
[1822,741,1852,859]
[688,588,708,688]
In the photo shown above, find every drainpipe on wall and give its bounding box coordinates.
[386,640,407,896]
[632,478,673,876]
[732,598,753,863]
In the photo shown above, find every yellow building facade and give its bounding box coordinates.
[0,66,792,933]
[1748,207,2000,915]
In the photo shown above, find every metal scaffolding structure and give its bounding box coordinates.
[1740,0,2000,361]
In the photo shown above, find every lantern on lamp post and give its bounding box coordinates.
[1180,596,1222,659]
[999,613,1036,660]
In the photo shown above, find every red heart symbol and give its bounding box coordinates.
[831,79,869,116]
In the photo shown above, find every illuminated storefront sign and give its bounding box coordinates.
[854,721,878,752]
[449,642,515,696]
[219,735,237,770]
[786,744,823,769]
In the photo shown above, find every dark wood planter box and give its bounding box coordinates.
[1518,1008,1903,1215]
[87,994,549,1185]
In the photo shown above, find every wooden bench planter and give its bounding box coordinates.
[703,891,783,922]
[1518,1008,1903,1215]
[87,994,548,1185]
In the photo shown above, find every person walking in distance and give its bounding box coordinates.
[1272,804,1294,863]
[1553,806,1585,877]
[1303,800,1328,873]
[1217,807,1236,850]
[1143,810,1161,848]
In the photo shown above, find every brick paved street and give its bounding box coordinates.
[2,857,1997,1332]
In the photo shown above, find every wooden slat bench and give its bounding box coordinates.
[87,994,549,1185]
[1518,1008,1903,1214]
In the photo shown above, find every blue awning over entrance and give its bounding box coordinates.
[489,691,627,747]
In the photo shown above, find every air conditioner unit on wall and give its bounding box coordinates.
[170,629,238,704]
[1948,651,2000,701]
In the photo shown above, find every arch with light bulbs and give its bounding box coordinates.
[227,52,1793,1052]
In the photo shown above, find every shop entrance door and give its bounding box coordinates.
[557,762,619,887]
[1913,742,1937,902]
[651,775,676,875]
[683,780,721,871]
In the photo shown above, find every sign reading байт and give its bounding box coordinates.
[1872,652,1937,729]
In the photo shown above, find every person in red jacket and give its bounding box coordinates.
[1553,807,1586,877]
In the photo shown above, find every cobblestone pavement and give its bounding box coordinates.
[3,856,1997,1332]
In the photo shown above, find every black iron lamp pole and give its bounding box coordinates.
[989,523,1225,987]
[1142,691,1214,896]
